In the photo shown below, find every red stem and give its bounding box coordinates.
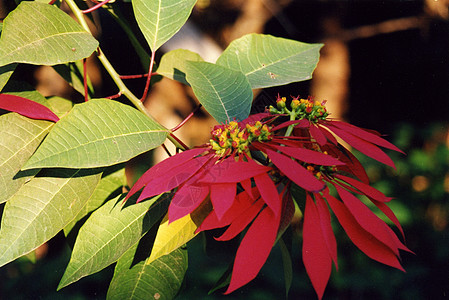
[48,0,57,5]
[83,58,88,102]
[140,50,156,102]
[105,92,122,99]
[169,133,189,150]
[82,0,112,14]
[119,73,157,79]
[171,104,202,132]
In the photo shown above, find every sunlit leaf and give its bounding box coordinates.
[107,242,187,300]
[132,0,197,52]
[0,169,101,268]
[64,167,126,235]
[0,113,53,204]
[157,49,203,85]
[22,99,168,170]
[46,96,73,118]
[58,194,169,290]
[185,61,253,123]
[146,213,198,265]
[0,2,98,67]
[216,34,322,89]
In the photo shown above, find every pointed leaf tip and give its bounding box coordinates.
[303,194,332,299]
[225,208,279,294]
[0,94,59,122]
[217,34,323,89]
[185,61,253,123]
[133,0,197,52]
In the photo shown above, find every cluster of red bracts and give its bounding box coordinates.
[127,104,410,298]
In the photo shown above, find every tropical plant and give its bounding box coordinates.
[0,0,409,299]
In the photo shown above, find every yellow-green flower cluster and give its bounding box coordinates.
[270,95,329,123]
[210,121,272,156]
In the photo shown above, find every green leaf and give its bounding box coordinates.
[0,113,54,204]
[0,64,16,91]
[53,61,94,97]
[147,213,198,265]
[58,194,169,290]
[64,167,126,235]
[0,168,101,267]
[279,238,293,297]
[46,96,74,118]
[185,61,253,123]
[0,2,99,67]
[132,0,197,52]
[22,99,168,170]
[107,242,187,300]
[157,49,203,85]
[216,34,323,89]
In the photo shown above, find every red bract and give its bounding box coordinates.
[0,94,59,122]
[126,121,278,223]
[266,96,410,299]
[196,186,295,294]
[296,119,403,169]
[298,166,411,299]
[127,98,409,298]
[270,96,404,169]
[126,146,272,222]
[252,142,343,192]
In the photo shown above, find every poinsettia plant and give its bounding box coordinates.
[0,0,410,299]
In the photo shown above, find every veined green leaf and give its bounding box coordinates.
[64,167,126,235]
[0,169,101,267]
[46,96,74,118]
[0,113,53,204]
[132,0,197,52]
[216,34,323,89]
[146,213,198,265]
[58,194,169,290]
[107,241,187,300]
[0,2,98,67]
[22,99,168,170]
[185,61,253,123]
[157,49,203,85]
[0,64,16,92]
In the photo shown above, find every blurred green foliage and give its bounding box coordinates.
[1,122,448,299]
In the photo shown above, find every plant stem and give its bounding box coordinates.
[171,104,202,132]
[284,111,297,137]
[64,0,187,151]
[140,50,156,102]
[65,0,151,117]
[83,58,88,101]
[82,0,113,14]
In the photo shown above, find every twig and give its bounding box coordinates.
[83,58,88,102]
[171,104,202,132]
[82,0,113,14]
[140,50,156,102]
